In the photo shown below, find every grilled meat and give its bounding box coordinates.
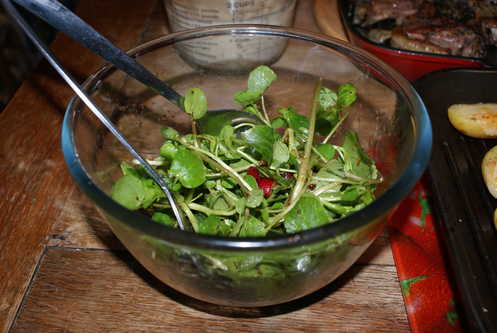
[391,29,450,53]
[367,29,393,43]
[351,0,497,57]
[468,0,497,18]
[353,0,422,26]
[481,18,497,44]
[393,22,485,56]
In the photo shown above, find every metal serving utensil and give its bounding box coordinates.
[1,0,188,230]
[9,0,258,135]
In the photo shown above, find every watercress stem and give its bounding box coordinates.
[207,164,255,179]
[287,128,299,162]
[274,167,296,173]
[235,147,259,165]
[322,111,350,144]
[260,95,271,124]
[267,79,322,229]
[289,79,321,203]
[233,122,255,131]
[311,146,329,163]
[178,200,199,232]
[311,176,363,184]
[230,208,250,237]
[192,119,198,146]
[188,202,236,216]
[132,158,164,166]
[266,169,311,230]
[181,140,253,193]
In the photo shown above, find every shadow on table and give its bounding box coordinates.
[111,249,365,318]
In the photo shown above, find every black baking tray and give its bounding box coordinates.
[414,69,497,333]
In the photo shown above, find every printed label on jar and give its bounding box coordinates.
[164,0,297,70]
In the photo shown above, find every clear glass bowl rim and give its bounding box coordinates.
[61,25,432,251]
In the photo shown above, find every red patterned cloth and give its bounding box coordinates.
[388,178,463,333]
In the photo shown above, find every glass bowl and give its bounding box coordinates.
[61,25,432,307]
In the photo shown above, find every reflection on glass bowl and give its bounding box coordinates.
[61,25,431,307]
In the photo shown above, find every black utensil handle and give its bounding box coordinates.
[12,0,183,107]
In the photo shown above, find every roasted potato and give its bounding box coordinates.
[448,103,497,138]
[482,145,497,199]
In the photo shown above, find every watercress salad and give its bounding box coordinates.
[111,65,382,236]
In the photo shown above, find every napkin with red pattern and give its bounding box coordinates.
[388,178,463,333]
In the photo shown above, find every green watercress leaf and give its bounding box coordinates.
[169,147,206,188]
[244,174,264,208]
[111,174,163,210]
[361,190,375,205]
[220,125,235,151]
[229,159,251,169]
[240,125,279,163]
[316,108,340,136]
[247,65,277,93]
[152,212,176,227]
[163,174,182,192]
[235,197,247,215]
[321,158,346,178]
[239,216,267,237]
[234,65,277,106]
[319,87,337,110]
[141,178,165,208]
[220,178,236,189]
[207,193,231,210]
[337,83,357,108]
[326,202,362,216]
[271,116,286,129]
[271,139,290,168]
[342,131,374,179]
[243,105,260,115]
[284,194,331,233]
[315,143,335,161]
[278,107,309,135]
[184,87,207,120]
[160,141,178,159]
[247,188,263,209]
[234,90,261,107]
[160,127,179,140]
[198,110,253,136]
[120,162,138,177]
[340,185,365,203]
[111,174,144,210]
[198,215,224,235]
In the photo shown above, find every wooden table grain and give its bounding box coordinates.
[0,1,410,332]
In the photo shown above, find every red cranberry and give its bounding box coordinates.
[257,178,276,197]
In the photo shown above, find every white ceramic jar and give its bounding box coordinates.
[163,0,298,70]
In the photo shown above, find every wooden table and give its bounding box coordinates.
[0,1,410,331]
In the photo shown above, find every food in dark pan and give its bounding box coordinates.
[482,145,497,201]
[348,0,497,58]
[447,103,497,138]
[414,69,497,332]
